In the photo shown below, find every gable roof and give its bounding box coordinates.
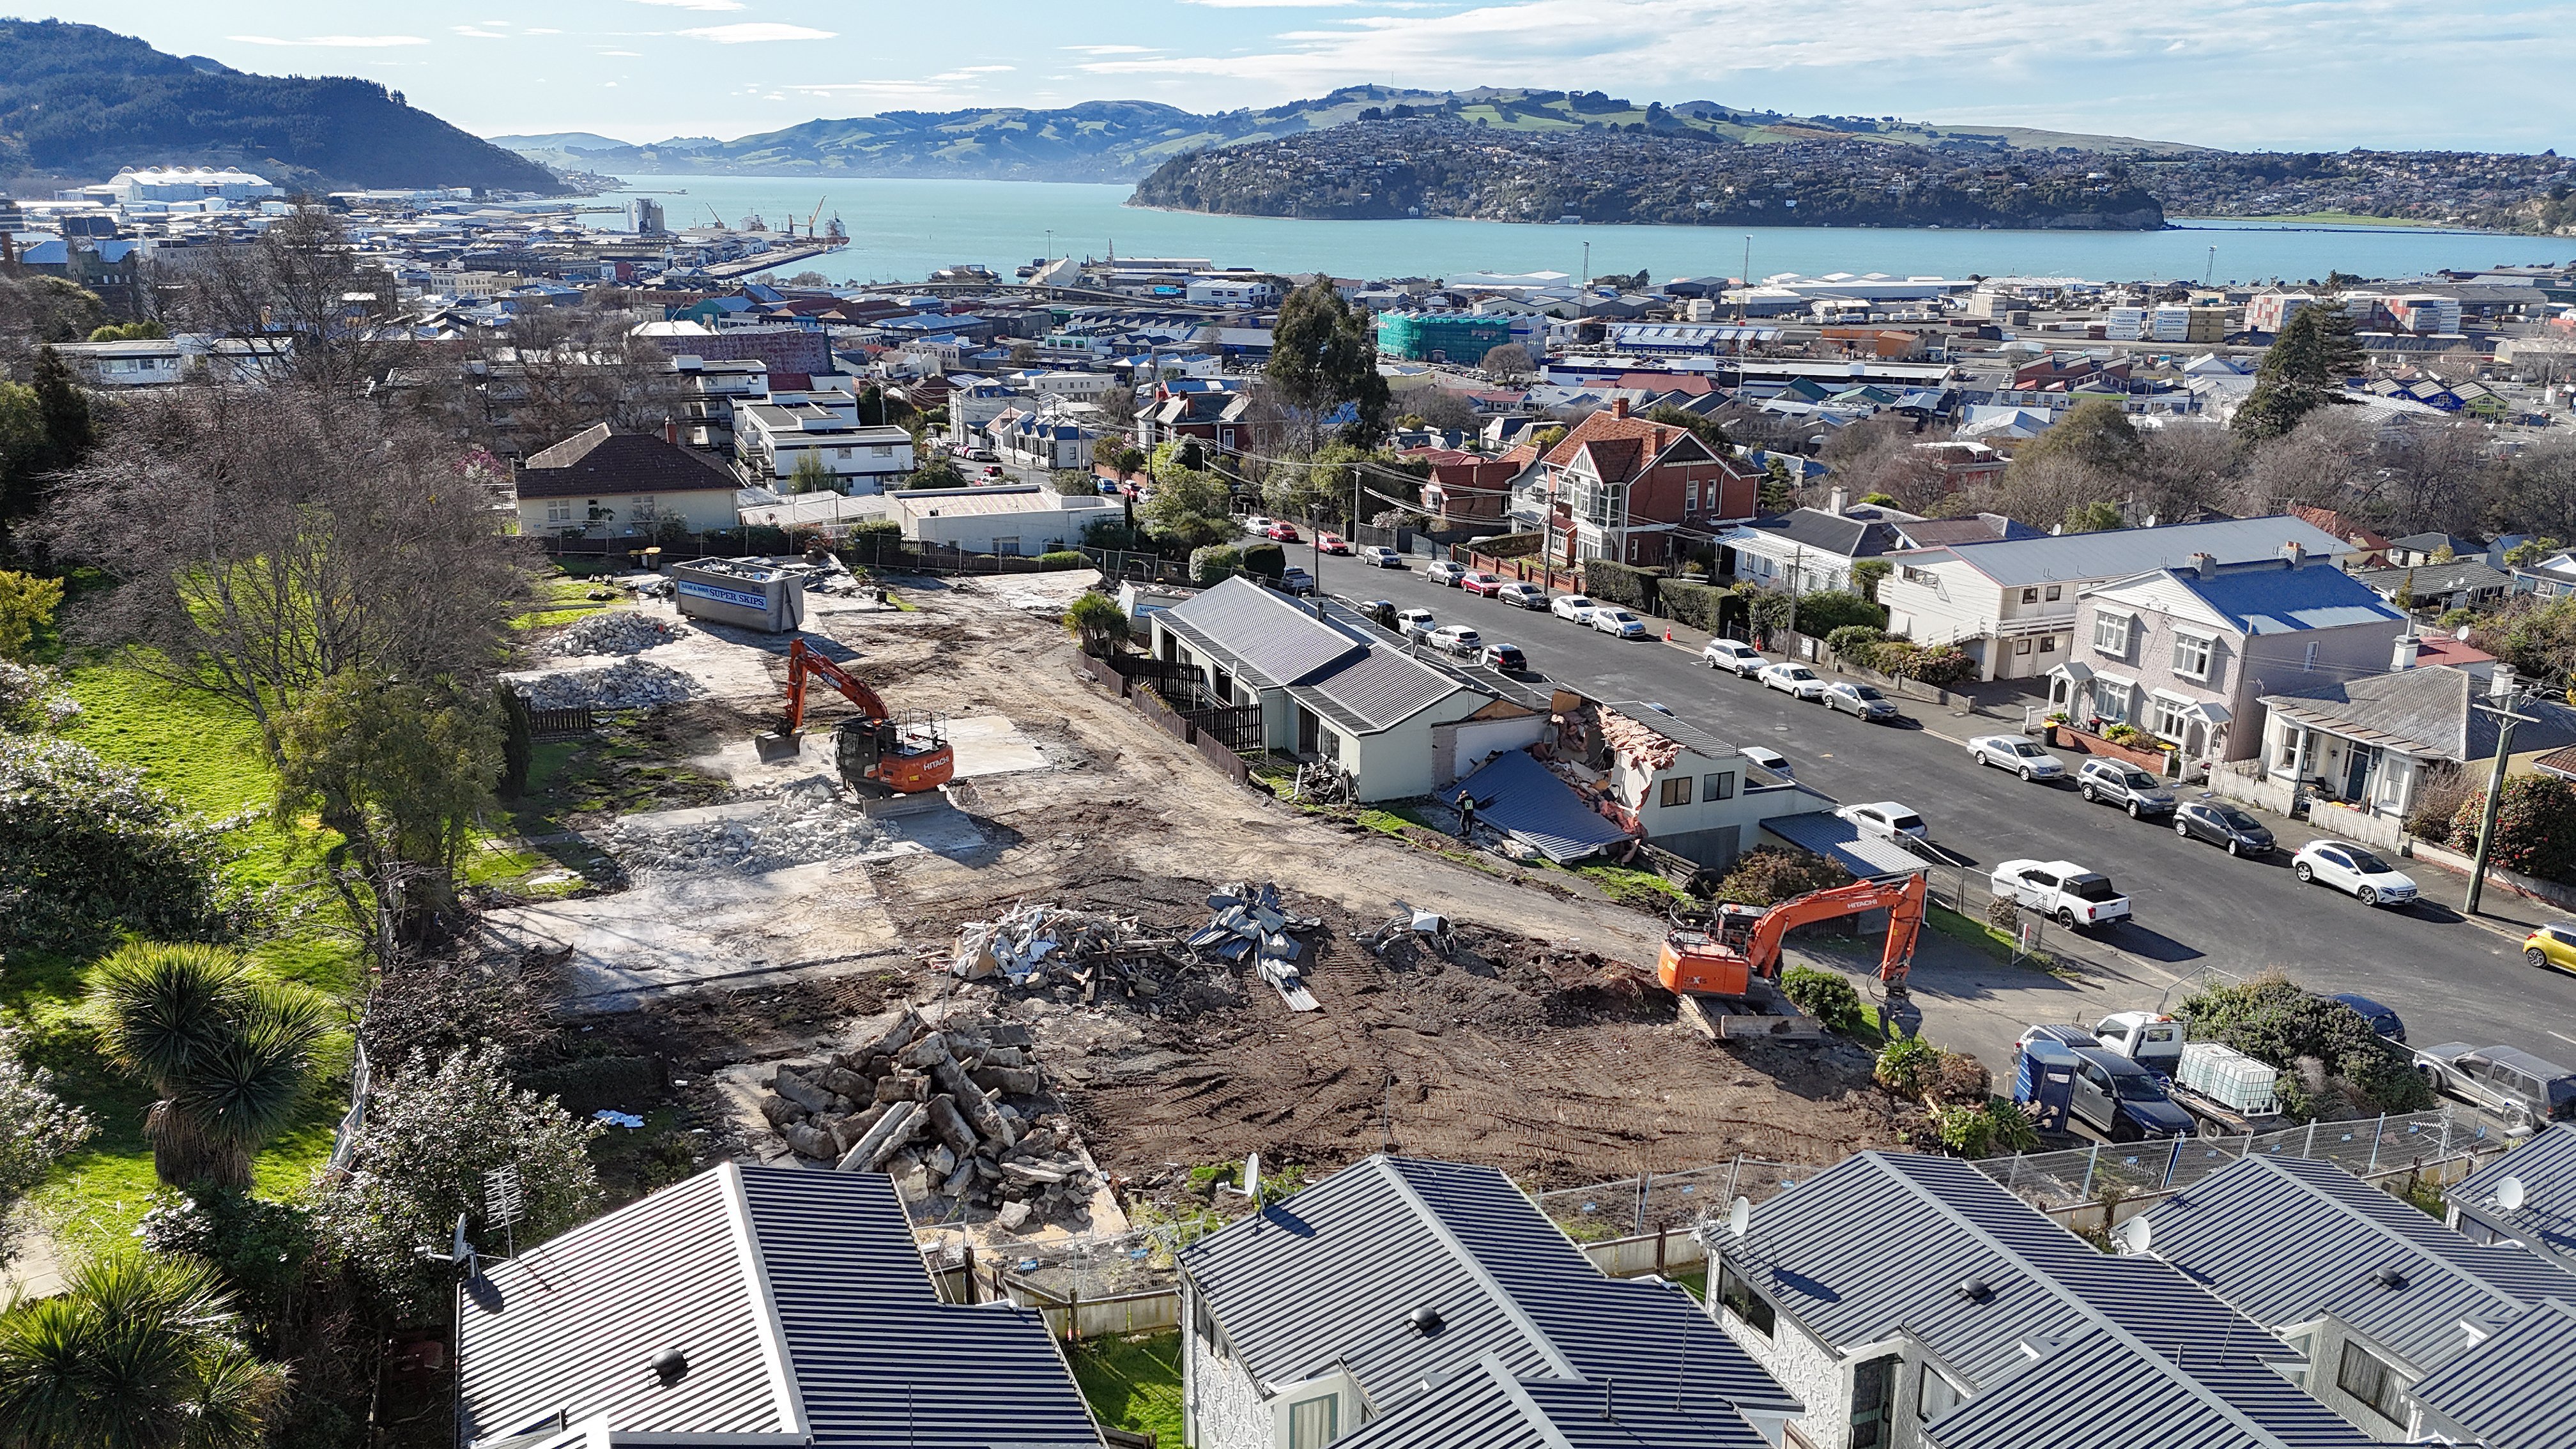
[2350,560,2511,597]
[1901,516,2353,590]
[2137,1154,2576,1373]
[516,423,742,499]
[2451,1124,2576,1273]
[2111,559,2410,637]
[1538,408,1738,485]
[456,1163,1096,1449]
[2260,668,2576,762]
[1159,577,1367,689]
[2400,1296,2576,1449]
[1729,508,1901,561]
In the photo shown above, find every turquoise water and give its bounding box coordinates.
[603,174,2575,288]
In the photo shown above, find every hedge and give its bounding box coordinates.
[1660,578,1744,636]
[1582,559,1658,611]
[2451,773,2576,884]
[1189,544,1243,586]
[1789,590,1888,636]
[1239,541,1287,579]
[1034,550,1087,571]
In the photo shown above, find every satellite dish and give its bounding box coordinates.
[2496,1176,2527,1212]
[2119,1216,2154,1255]
[1727,1196,1751,1239]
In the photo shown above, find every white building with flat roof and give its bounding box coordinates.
[105,167,282,203]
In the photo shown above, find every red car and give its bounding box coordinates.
[1460,571,1507,596]
[1317,532,1352,555]
[1264,521,1301,542]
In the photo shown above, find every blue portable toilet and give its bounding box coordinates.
[2014,1039,2080,1135]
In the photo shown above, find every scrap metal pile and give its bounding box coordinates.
[949,880,1323,1013]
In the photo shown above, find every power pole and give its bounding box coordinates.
[2465,690,2538,916]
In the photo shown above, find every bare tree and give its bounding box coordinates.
[2128,421,2241,523]
[2492,432,2576,543]
[2366,419,2494,538]
[169,204,401,394]
[2236,408,2377,516]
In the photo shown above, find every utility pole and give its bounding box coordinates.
[1581,240,1590,296]
[2466,689,2538,916]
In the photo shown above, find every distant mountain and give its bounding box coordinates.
[514,86,2208,185]
[0,19,566,195]
[487,132,638,154]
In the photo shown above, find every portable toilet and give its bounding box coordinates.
[2014,1039,2080,1134]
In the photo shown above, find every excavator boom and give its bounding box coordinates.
[1657,871,1926,999]
[778,638,954,794]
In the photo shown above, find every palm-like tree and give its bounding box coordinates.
[0,1253,286,1449]
[88,944,334,1190]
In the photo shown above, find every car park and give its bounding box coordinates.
[1278,567,1315,596]
[1494,582,1549,610]
[1426,560,1469,586]
[1393,607,1437,641]
[2172,800,2274,856]
[2412,1042,2576,1131]
[2523,921,2576,976]
[1991,859,2131,930]
[1700,638,1765,676]
[1482,643,1527,671]
[1551,594,1599,623]
[1758,662,1827,699]
[2327,992,2407,1043]
[1460,571,1506,596]
[1427,624,1483,656]
[1317,532,1351,555]
[1822,680,1898,721]
[1358,546,1404,568]
[1739,746,1791,776]
[1836,801,1928,843]
[1264,521,1301,542]
[2290,839,2419,907]
[2076,759,2176,818]
[1590,607,1649,638]
[1966,734,2066,781]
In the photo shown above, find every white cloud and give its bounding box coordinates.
[1177,0,1361,6]
[1062,45,1159,54]
[929,65,1015,79]
[677,22,837,43]
[227,33,429,47]
[527,28,563,35]
[597,49,644,56]
[453,26,509,39]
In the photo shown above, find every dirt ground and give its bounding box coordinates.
[504,569,1911,1200]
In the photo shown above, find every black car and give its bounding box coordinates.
[2173,799,2275,857]
[2329,991,2407,1043]
[1482,643,1528,671]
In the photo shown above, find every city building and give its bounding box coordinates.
[1376,311,1514,364]
[735,401,915,493]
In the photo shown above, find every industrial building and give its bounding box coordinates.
[1376,311,1514,363]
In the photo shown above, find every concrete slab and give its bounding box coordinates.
[944,714,1050,779]
[691,714,1049,789]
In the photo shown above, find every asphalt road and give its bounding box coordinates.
[1298,543,2576,1066]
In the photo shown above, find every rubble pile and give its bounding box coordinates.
[514,658,704,711]
[758,1009,1099,1230]
[542,611,688,657]
[947,881,1321,1013]
[607,776,887,875]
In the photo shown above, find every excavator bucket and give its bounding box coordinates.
[753,729,805,763]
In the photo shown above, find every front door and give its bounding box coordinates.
[2344,743,2377,802]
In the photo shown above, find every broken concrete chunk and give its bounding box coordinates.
[843,1100,920,1170]
[772,1071,835,1117]
[924,1092,979,1157]
[996,1200,1032,1231]
[782,1123,834,1160]
[969,1065,1043,1098]
[818,1066,872,1101]
[827,1105,885,1157]
[925,1144,958,1178]
[875,1072,929,1105]
[980,1045,1025,1068]
[758,1094,806,1130]
[1000,1160,1068,1186]
[930,1055,1016,1149]
[898,1032,953,1071]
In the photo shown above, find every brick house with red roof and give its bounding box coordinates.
[1539,399,1759,567]
[1402,447,1525,532]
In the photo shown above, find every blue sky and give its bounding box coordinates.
[27,1,2574,152]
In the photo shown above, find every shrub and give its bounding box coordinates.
[1188,544,1243,586]
[1789,589,1887,636]
[1874,1036,1938,1096]
[1985,894,2021,933]
[1780,965,1862,1032]
[1986,1100,2040,1153]
[2450,773,2576,883]
[1034,550,1086,571]
[1713,847,1850,907]
[0,734,235,956]
[2180,974,2433,1120]
[1888,643,1975,687]
[1582,558,1658,612]
[1825,625,1886,669]
[1658,578,1733,633]
[2405,763,2473,843]
[1931,1103,1998,1157]
[1239,541,1286,579]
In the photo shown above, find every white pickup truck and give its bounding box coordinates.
[1990,859,2131,931]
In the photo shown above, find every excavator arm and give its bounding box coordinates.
[1661,871,1928,999]
[784,637,896,732]
[776,638,954,795]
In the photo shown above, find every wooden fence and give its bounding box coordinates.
[1072,654,1260,786]
[526,706,595,737]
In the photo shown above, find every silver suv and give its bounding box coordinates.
[2076,758,2175,818]
[2414,1043,2576,1131]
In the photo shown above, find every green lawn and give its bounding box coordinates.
[1067,1331,1184,1445]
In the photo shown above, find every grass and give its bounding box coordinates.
[512,575,620,632]
[1668,1266,1708,1301]
[1066,1332,1184,1445]
[1573,862,1689,910]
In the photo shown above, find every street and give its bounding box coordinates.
[1297,542,2576,1068]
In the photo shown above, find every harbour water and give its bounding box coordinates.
[601,174,2575,288]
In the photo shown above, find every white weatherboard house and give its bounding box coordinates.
[1875,516,2354,682]
[885,484,1114,556]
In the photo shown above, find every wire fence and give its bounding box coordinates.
[1971,1106,2495,1208]
[1534,1157,1838,1239]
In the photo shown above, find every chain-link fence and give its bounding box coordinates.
[1535,1157,1841,1241]
[1971,1107,2494,1208]
[924,1213,1222,1308]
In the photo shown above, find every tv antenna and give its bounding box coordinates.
[485,1165,525,1260]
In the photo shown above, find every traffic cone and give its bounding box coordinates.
[1664,625,1673,642]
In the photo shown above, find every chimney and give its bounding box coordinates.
[663,417,678,447]
[1611,397,1630,419]
[1827,486,1848,516]
[2393,635,2419,671]
[2186,551,2216,579]
[2492,664,2517,700]
[2280,540,2306,569]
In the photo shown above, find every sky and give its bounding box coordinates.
[25,1,2576,153]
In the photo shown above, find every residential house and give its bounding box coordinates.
[887,485,1114,556]
[1148,580,1533,802]
[944,374,1029,448]
[2127,1153,2576,1445]
[2257,664,2576,820]
[2410,630,2499,683]
[2288,505,2393,567]
[1911,440,2009,493]
[1538,399,1761,568]
[2351,558,2511,613]
[1710,1150,2369,1449]
[2446,1124,2576,1272]
[1722,503,2037,598]
[453,1162,1099,1449]
[514,422,745,538]
[2507,551,2576,599]
[1136,378,1256,454]
[1178,1154,1800,1449]
[985,407,1101,473]
[735,401,916,493]
[667,354,769,451]
[2054,548,2409,766]
[1876,516,2354,682]
[1406,448,1523,533]
[2386,532,2492,568]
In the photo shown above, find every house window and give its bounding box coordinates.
[2172,633,2214,681]
[2045,585,2062,602]
[631,496,657,521]
[2021,587,2040,604]
[1705,772,1735,800]
[2096,680,2134,724]
[1851,1355,1900,1449]
[1687,480,1701,512]
[1659,776,1693,808]
[2038,635,2056,653]
[1716,1264,1774,1337]
[2092,613,2131,656]
[2150,694,2193,740]
[2336,1340,2407,1426]
[1917,1367,1962,1424]
[2016,638,2033,656]
[545,499,572,523]
[1287,1393,1340,1449]
[874,445,893,457]
[2303,641,2319,670]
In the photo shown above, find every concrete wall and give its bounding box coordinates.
[1184,1286,1273,1449]
[1432,712,1548,787]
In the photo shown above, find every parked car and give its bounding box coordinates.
[1427,624,1483,656]
[2327,992,2407,1043]
[1278,567,1315,596]
[1460,571,1506,596]
[1495,582,1549,610]
[2522,921,2576,977]
[1740,745,1791,776]
[980,464,1006,480]
[2290,839,2419,907]
[1393,607,1437,641]
[1264,521,1301,542]
[1482,643,1527,671]
[1551,593,1600,623]
[2412,1042,2576,1131]
[1758,662,1827,700]
[1358,600,1397,629]
[1836,801,1928,843]
[1991,859,2131,930]
[1701,638,1765,676]
[1426,560,1469,586]
[1317,532,1352,555]
[2172,800,2275,857]
[1966,734,2066,781]
[2065,1045,2197,1140]
[1591,607,1649,638]
[1243,514,1274,535]
[1822,680,1898,721]
[1359,546,1404,568]
[2076,759,2176,818]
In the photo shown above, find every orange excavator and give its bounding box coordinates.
[1658,872,1927,1000]
[770,638,954,795]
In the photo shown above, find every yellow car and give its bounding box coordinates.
[2523,922,2576,975]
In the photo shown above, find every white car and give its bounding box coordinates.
[1701,638,1765,677]
[1740,745,1792,776]
[1590,607,1649,638]
[1494,581,1549,610]
[2291,839,2420,907]
[1425,560,1469,586]
[1966,734,2066,781]
[1358,546,1405,568]
[1426,624,1483,656]
[1551,593,1600,623]
[1243,514,1274,535]
[1837,801,1928,843]
[1758,662,1827,699]
[1991,859,2132,930]
[1393,607,1437,640]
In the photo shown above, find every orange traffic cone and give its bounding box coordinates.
[1664,625,1673,642]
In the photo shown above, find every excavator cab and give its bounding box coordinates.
[1657,874,1928,1002]
[832,715,952,797]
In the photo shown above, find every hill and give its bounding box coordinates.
[500,85,2206,185]
[0,19,565,195]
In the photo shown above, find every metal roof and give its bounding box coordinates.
[1161,577,1365,689]
[2400,1296,2576,1449]
[1908,517,2352,588]
[2136,1154,2576,1374]
[1310,646,1474,733]
[1179,1156,1793,1446]
[2261,669,2576,764]
[1924,1327,2371,1449]
[1335,1352,1771,1449]
[2451,1124,2576,1273]
[1759,811,1928,880]
[2170,563,2409,636]
[457,1163,1097,1449]
[1446,748,1634,863]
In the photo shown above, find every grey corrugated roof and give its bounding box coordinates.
[2350,560,2511,597]
[1914,516,2352,588]
[1924,1328,2371,1449]
[1332,1351,1768,1449]
[1446,749,1634,863]
[2172,562,2409,636]
[1732,509,1900,560]
[1161,576,1365,688]
[2262,669,2576,763]
[1180,1156,1792,1446]
[2451,1124,2576,1273]
[457,1163,1096,1449]
[1760,811,1928,880]
[2137,1154,2576,1374]
[2402,1297,2576,1449]
[1310,646,1472,733]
